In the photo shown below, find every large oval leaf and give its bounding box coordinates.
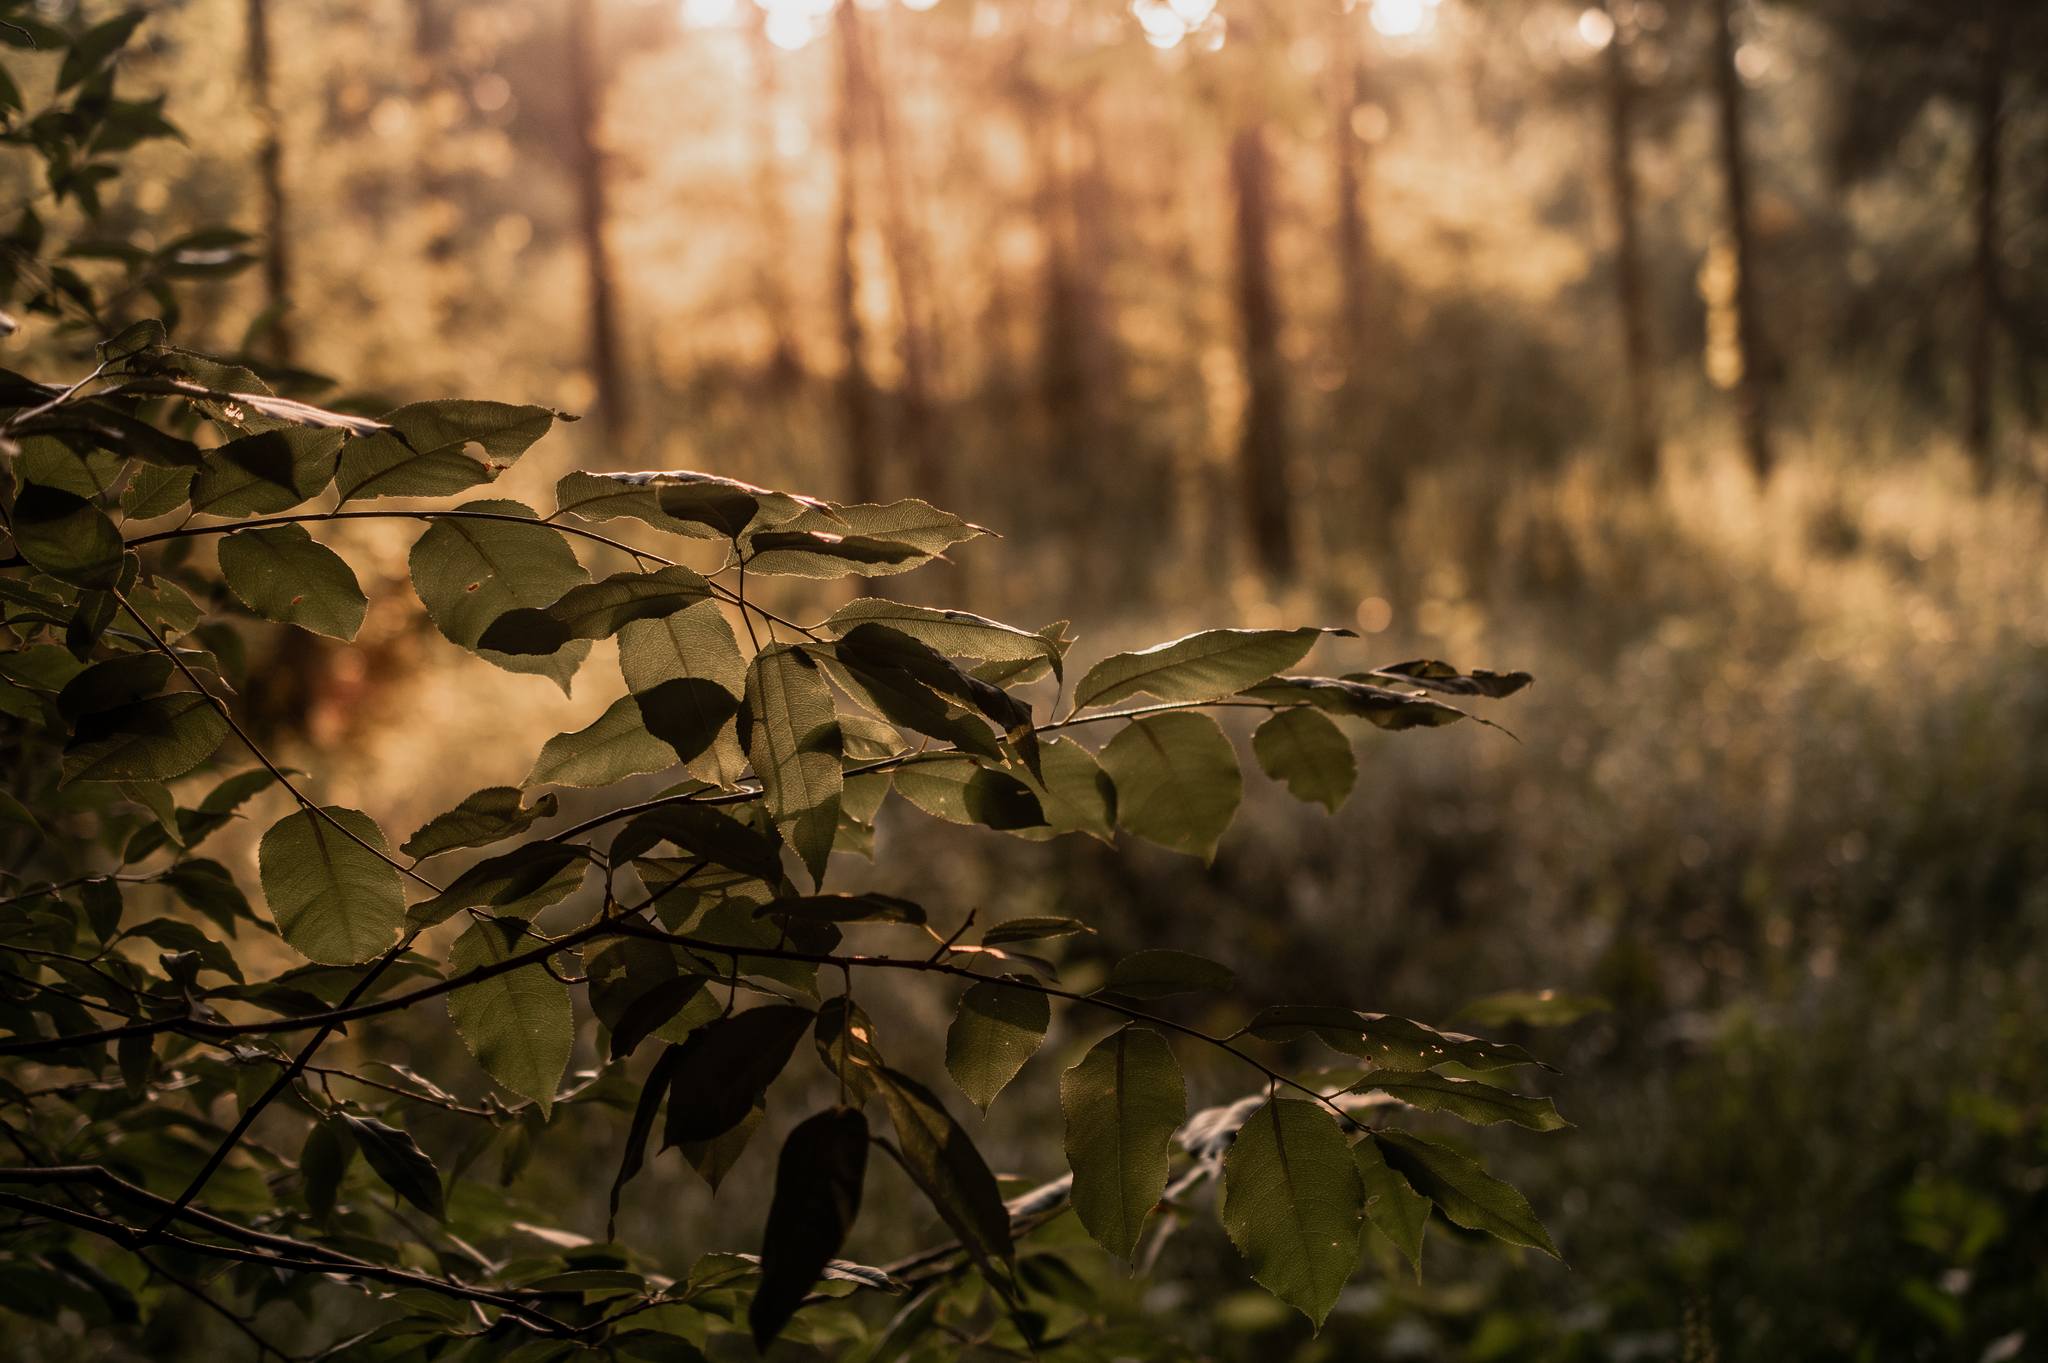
[1221,1098,1366,1328]
[745,644,842,886]
[447,917,574,1116]
[1074,627,1339,710]
[407,499,589,693]
[257,806,405,965]
[1098,711,1241,862]
[1061,1026,1185,1260]
[11,483,125,588]
[61,692,227,784]
[217,523,366,640]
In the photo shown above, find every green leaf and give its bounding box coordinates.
[341,1114,444,1218]
[1364,659,1533,699]
[527,694,676,788]
[608,973,715,1061]
[1098,711,1242,861]
[821,600,1062,680]
[257,806,405,965]
[447,917,574,1116]
[750,1108,869,1349]
[1018,739,1116,842]
[554,469,823,538]
[11,484,125,588]
[401,786,559,859]
[1102,949,1234,1000]
[408,500,590,693]
[980,916,1093,948]
[777,499,985,559]
[635,678,743,769]
[1353,1137,1429,1277]
[609,1047,685,1235]
[1242,676,1469,730]
[946,979,1048,1112]
[188,428,343,515]
[1075,627,1340,710]
[663,1005,816,1147]
[475,566,712,655]
[300,1118,353,1220]
[1061,1026,1185,1259]
[61,693,227,784]
[1375,1130,1558,1256]
[1239,1006,1547,1073]
[1351,1070,1568,1131]
[873,1067,1014,1278]
[1252,707,1356,813]
[122,464,194,519]
[746,644,842,886]
[619,602,749,786]
[743,530,930,578]
[1222,1099,1366,1328]
[409,843,590,925]
[56,653,172,725]
[892,757,1045,832]
[217,524,367,640]
[336,400,558,501]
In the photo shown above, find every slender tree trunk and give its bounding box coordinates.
[860,10,942,503]
[1709,0,1772,479]
[566,0,630,447]
[1329,5,1371,390]
[1965,0,2009,476]
[1601,0,1659,482]
[1229,120,1295,580]
[834,0,880,504]
[748,8,804,390]
[244,0,292,363]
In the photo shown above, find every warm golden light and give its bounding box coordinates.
[1369,0,1433,39]
[1577,7,1615,50]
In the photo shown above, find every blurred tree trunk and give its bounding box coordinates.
[834,0,880,504]
[748,9,805,391]
[566,0,630,447]
[1328,5,1371,394]
[1229,119,1296,581]
[861,11,943,504]
[1029,88,1097,498]
[1600,0,1659,482]
[1709,0,1773,479]
[1965,0,2010,476]
[244,0,292,363]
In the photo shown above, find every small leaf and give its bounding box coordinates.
[946,979,1049,1112]
[11,484,125,588]
[1101,949,1234,1000]
[1364,659,1533,699]
[873,1067,1014,1278]
[527,694,675,788]
[749,1108,869,1349]
[188,428,343,515]
[341,1114,444,1218]
[475,566,712,655]
[408,499,590,693]
[1061,1026,1185,1259]
[1252,707,1356,813]
[609,1047,684,1237]
[554,468,822,538]
[821,600,1062,680]
[746,645,842,887]
[258,806,405,965]
[62,693,227,784]
[447,917,574,1116]
[1353,1136,1429,1277]
[1242,675,1469,730]
[663,1005,816,1147]
[1075,627,1341,710]
[619,602,749,786]
[217,524,367,640]
[1239,1006,1547,1073]
[300,1118,354,1220]
[337,400,558,501]
[891,756,1045,832]
[1222,1099,1366,1328]
[743,530,929,578]
[1098,711,1242,862]
[1352,1070,1568,1131]
[410,842,589,925]
[979,916,1093,948]
[401,786,559,859]
[1375,1129,1558,1256]
[1018,739,1116,843]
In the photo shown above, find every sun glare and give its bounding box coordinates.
[1369,0,1437,40]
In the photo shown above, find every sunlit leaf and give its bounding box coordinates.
[1062,1026,1185,1259]
[188,428,343,516]
[447,917,574,1116]
[527,693,675,788]
[1353,1136,1429,1277]
[946,979,1048,1112]
[1098,711,1241,861]
[408,500,590,692]
[1222,1098,1365,1328]
[401,786,559,859]
[1252,707,1356,813]
[337,400,558,501]
[746,644,842,886]
[1075,627,1342,710]
[1351,1070,1569,1131]
[217,524,366,640]
[257,806,405,965]
[620,602,750,786]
